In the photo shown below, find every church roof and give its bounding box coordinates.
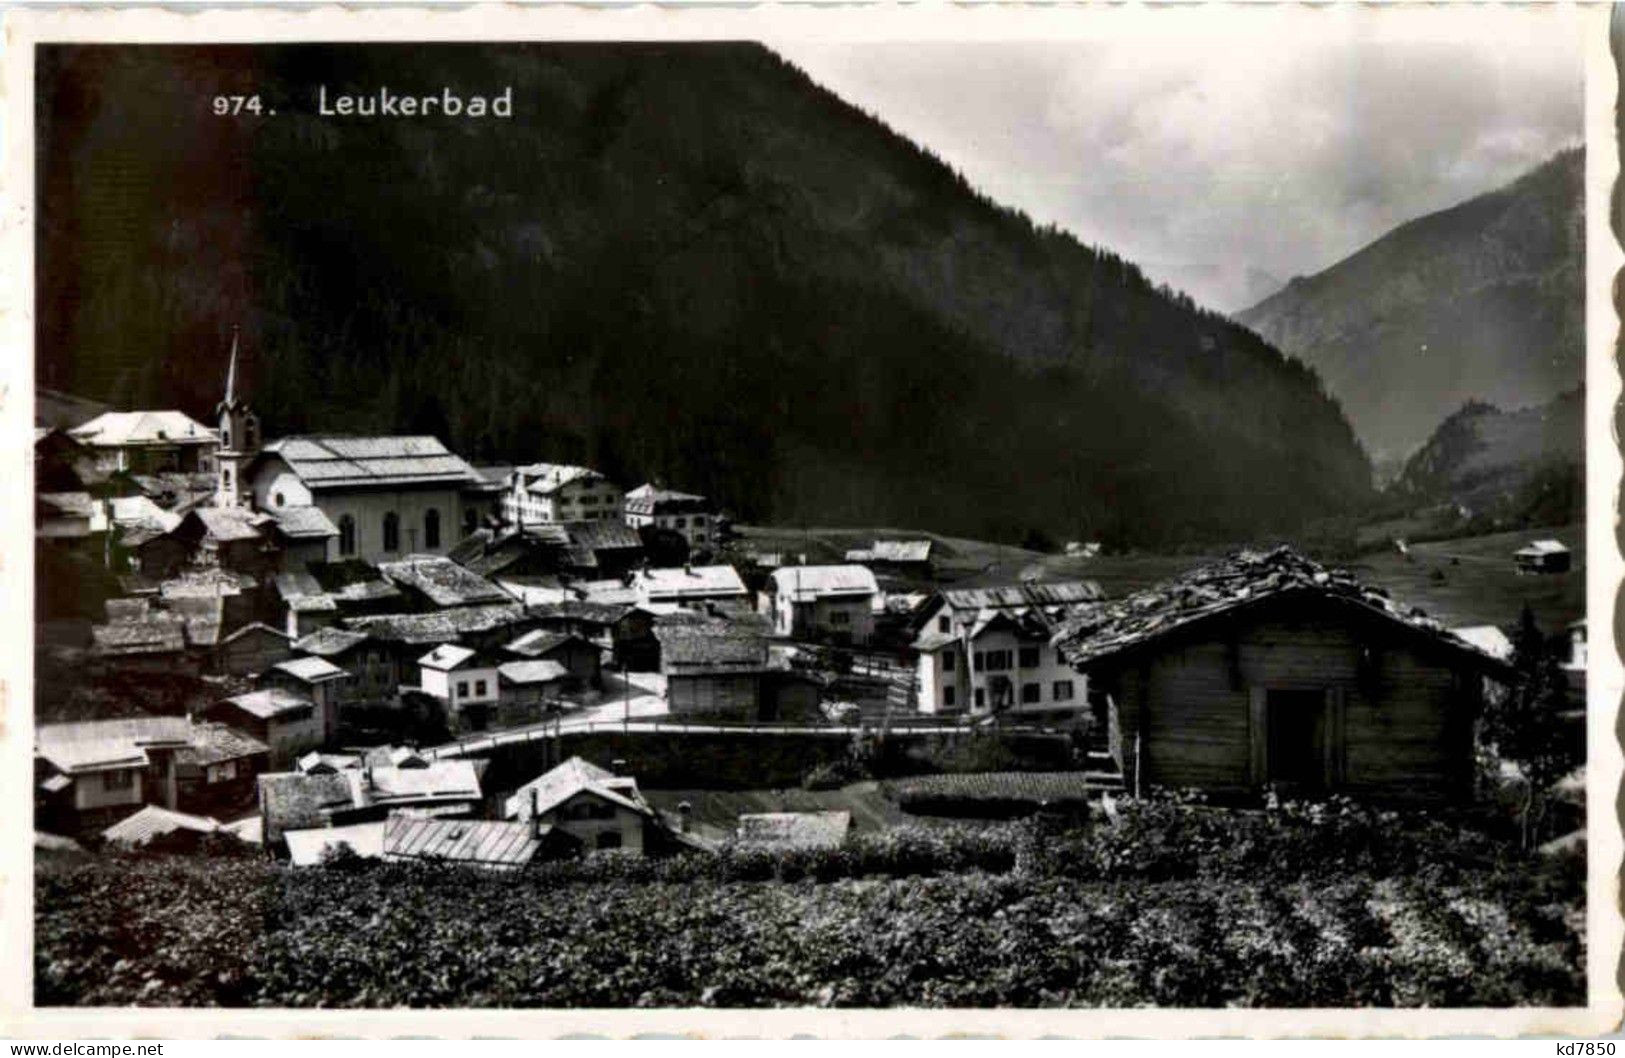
[259,436,477,490]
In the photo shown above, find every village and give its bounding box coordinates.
[31,340,1588,873]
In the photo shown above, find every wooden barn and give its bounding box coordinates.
[1052,547,1515,803]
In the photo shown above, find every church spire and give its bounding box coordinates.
[223,326,239,406]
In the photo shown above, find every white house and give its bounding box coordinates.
[635,564,749,608]
[69,410,218,474]
[503,463,623,526]
[764,565,879,644]
[912,581,1104,717]
[623,484,716,551]
[503,756,657,854]
[416,643,499,721]
[35,716,193,819]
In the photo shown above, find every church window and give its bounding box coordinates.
[383,512,400,552]
[339,515,356,557]
[425,509,441,550]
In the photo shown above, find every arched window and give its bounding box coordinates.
[222,467,233,489]
[424,508,441,550]
[221,426,231,449]
[274,492,285,508]
[338,514,356,557]
[382,511,400,552]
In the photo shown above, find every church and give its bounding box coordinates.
[210,337,500,565]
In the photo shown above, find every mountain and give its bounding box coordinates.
[1389,389,1582,528]
[1238,149,1583,464]
[36,43,1371,548]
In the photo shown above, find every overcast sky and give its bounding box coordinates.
[773,10,1583,313]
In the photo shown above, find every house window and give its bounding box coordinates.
[943,686,956,707]
[694,516,707,526]
[941,648,955,671]
[475,679,487,697]
[210,760,238,783]
[979,650,1012,672]
[597,831,623,850]
[274,492,285,507]
[1022,682,1041,703]
[1019,646,1040,668]
[338,515,356,556]
[382,512,400,552]
[456,680,469,699]
[103,770,134,791]
[675,517,687,529]
[425,508,441,550]
[463,507,478,534]
[1053,680,1075,701]
[937,616,951,634]
[974,688,986,708]
[831,611,850,626]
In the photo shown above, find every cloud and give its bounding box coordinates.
[772,7,1582,312]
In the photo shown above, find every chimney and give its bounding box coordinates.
[677,800,691,833]
[529,787,541,840]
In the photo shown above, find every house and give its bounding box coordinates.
[503,630,602,688]
[623,484,717,552]
[296,750,364,775]
[35,716,194,829]
[89,613,195,674]
[561,520,646,577]
[247,435,482,563]
[274,571,340,638]
[1515,539,1572,574]
[305,560,408,616]
[1050,547,1516,803]
[736,811,851,850]
[35,492,101,550]
[34,426,90,492]
[204,689,327,768]
[914,580,1106,642]
[339,603,531,703]
[173,722,270,815]
[259,656,351,741]
[656,626,771,719]
[216,622,294,676]
[914,609,1085,719]
[382,812,575,870]
[377,554,510,610]
[166,506,281,579]
[292,627,395,708]
[461,464,513,537]
[1563,618,1587,707]
[503,757,658,854]
[448,525,571,580]
[635,565,749,608]
[844,540,934,579]
[259,757,484,854]
[414,643,500,728]
[764,565,880,644]
[68,410,218,474]
[264,505,340,570]
[496,660,570,719]
[504,463,623,527]
[611,604,663,672]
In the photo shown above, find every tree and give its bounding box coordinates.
[1485,605,1577,850]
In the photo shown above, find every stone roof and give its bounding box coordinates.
[378,554,509,608]
[219,688,316,720]
[90,616,187,658]
[259,771,359,840]
[1052,546,1516,675]
[938,580,1104,614]
[260,435,477,490]
[292,626,370,657]
[654,626,769,672]
[70,410,217,448]
[176,722,270,767]
[767,565,879,602]
[192,506,277,543]
[268,505,340,539]
[345,603,527,645]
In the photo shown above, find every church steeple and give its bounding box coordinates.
[215,328,259,509]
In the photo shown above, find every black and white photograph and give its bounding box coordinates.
[6,1,1619,1032]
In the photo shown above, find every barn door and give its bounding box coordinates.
[1250,686,1345,790]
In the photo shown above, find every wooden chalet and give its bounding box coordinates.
[1052,547,1517,803]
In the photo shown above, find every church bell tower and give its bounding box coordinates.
[215,329,260,508]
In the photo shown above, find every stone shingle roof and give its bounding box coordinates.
[378,554,509,608]
[1051,546,1516,675]
[176,722,270,767]
[260,435,477,490]
[344,603,526,645]
[736,811,851,850]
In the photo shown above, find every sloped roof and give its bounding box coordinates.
[382,814,543,869]
[192,506,276,543]
[177,722,269,767]
[515,463,606,495]
[259,771,362,838]
[260,435,477,490]
[378,555,509,607]
[768,565,879,602]
[37,716,192,774]
[565,519,643,552]
[637,565,748,601]
[159,568,252,599]
[268,505,340,539]
[503,757,648,820]
[297,751,364,774]
[108,495,180,531]
[737,811,851,850]
[167,594,225,647]
[284,821,386,867]
[418,643,480,671]
[219,688,315,720]
[364,760,482,805]
[871,540,932,563]
[292,626,370,657]
[465,464,514,494]
[1451,625,1515,661]
[103,805,221,847]
[271,655,349,683]
[504,629,586,658]
[344,603,526,645]
[624,485,710,517]
[522,599,631,626]
[90,616,187,657]
[1052,546,1516,675]
[1517,539,1571,556]
[498,659,569,685]
[70,410,216,448]
[654,626,769,671]
[939,580,1104,613]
